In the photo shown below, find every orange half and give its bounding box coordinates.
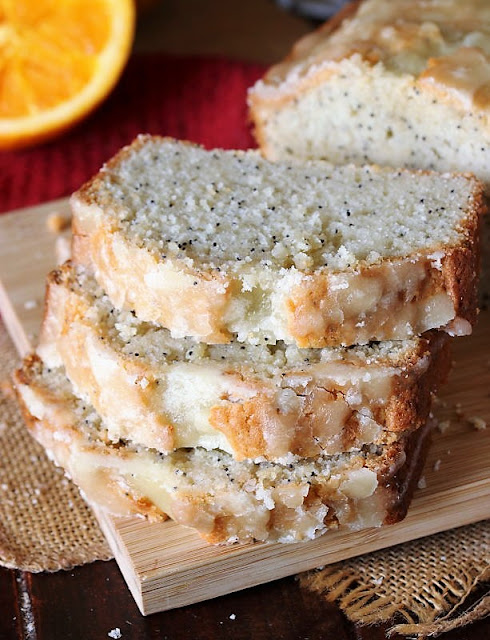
[0,0,135,150]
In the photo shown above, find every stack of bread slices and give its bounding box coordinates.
[15,135,485,544]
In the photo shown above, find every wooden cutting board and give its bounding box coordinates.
[0,199,489,615]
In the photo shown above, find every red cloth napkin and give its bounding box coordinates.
[0,54,265,214]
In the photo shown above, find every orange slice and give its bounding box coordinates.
[0,0,135,150]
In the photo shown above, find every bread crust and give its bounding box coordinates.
[73,230,483,347]
[381,414,433,525]
[14,355,433,544]
[38,264,450,461]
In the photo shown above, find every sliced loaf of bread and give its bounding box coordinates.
[249,0,490,190]
[14,355,433,544]
[38,263,450,461]
[71,136,484,348]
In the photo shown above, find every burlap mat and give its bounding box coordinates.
[301,522,489,637]
[0,320,112,571]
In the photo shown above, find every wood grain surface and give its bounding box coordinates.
[0,563,414,640]
[0,199,489,616]
[3,560,490,639]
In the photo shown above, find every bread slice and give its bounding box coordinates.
[38,263,450,461]
[71,135,484,348]
[14,354,433,544]
[249,0,490,190]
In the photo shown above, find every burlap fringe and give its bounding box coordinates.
[391,589,490,637]
[301,522,490,637]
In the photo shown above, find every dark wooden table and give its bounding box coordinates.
[2,561,490,639]
[1,2,489,638]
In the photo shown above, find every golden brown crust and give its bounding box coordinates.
[210,398,269,459]
[441,198,484,327]
[72,212,485,348]
[386,332,451,432]
[381,417,433,525]
[211,389,380,460]
[210,388,362,459]
[209,335,447,457]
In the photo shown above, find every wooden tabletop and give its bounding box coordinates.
[1,2,489,638]
[2,561,490,639]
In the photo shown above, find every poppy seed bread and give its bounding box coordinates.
[38,263,450,461]
[71,135,485,348]
[249,0,490,191]
[14,354,433,544]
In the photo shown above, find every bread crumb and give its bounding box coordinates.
[468,416,487,431]
[417,476,427,490]
[437,420,451,433]
[108,629,122,639]
[454,403,464,417]
[372,576,384,585]
[433,459,441,472]
[47,212,71,233]
[432,396,447,408]
[229,614,236,620]
[23,299,37,310]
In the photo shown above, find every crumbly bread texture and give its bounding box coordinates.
[14,355,432,544]
[249,0,490,191]
[71,135,484,348]
[38,263,450,461]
